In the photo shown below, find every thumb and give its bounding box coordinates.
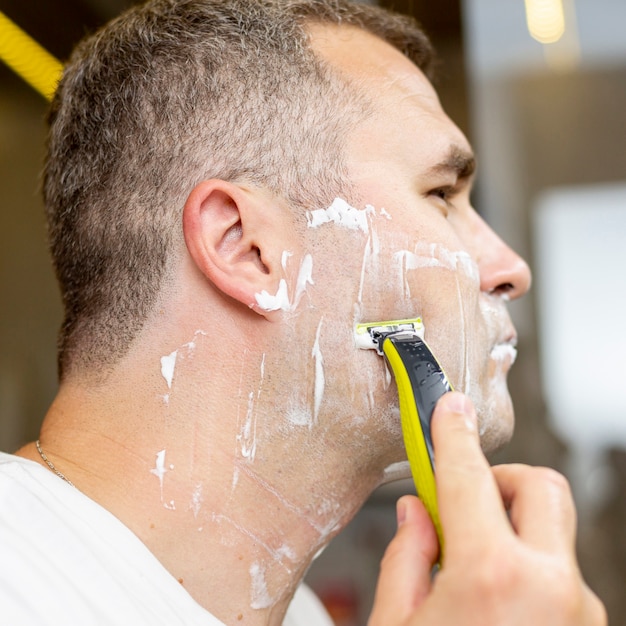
[368,495,438,626]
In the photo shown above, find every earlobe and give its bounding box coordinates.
[182,180,280,311]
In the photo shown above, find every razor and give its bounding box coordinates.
[356,317,452,560]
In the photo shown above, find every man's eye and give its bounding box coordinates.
[431,186,453,202]
[426,186,457,217]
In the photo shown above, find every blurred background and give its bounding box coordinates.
[1,0,624,624]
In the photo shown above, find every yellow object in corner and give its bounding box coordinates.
[0,11,63,101]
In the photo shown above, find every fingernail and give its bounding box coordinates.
[397,499,407,527]
[443,392,477,430]
[443,391,469,414]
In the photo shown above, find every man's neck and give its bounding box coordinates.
[19,340,381,625]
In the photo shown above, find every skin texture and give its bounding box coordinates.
[16,23,605,626]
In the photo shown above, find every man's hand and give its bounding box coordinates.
[369,392,607,626]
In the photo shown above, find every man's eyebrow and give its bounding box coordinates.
[427,146,477,180]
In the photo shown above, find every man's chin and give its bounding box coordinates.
[476,391,515,454]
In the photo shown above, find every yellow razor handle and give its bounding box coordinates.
[381,333,452,562]
[355,318,451,560]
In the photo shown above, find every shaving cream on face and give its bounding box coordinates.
[281,250,293,270]
[241,196,496,574]
[237,354,266,462]
[382,460,412,482]
[301,199,412,440]
[249,562,274,610]
[394,245,480,299]
[254,254,314,313]
[160,351,177,389]
[255,279,291,312]
[391,242,483,395]
[190,482,203,518]
[307,197,374,233]
[150,449,175,510]
[309,201,479,436]
[159,330,208,395]
[239,392,258,461]
[349,207,507,446]
[311,319,325,425]
[469,295,518,443]
[285,407,314,428]
[151,449,168,485]
[490,342,518,364]
[357,234,376,305]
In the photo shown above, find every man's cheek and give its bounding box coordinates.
[411,277,482,395]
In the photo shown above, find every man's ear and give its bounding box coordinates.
[182,180,286,312]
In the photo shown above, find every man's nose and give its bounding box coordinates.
[471,213,532,300]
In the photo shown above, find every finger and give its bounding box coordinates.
[492,464,577,554]
[431,393,508,549]
[368,495,438,626]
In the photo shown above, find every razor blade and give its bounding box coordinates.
[355,317,425,354]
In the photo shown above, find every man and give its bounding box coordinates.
[0,1,604,624]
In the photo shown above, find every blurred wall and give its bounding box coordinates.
[0,73,60,451]
[0,0,135,450]
[464,0,626,622]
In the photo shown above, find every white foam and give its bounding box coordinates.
[249,562,274,609]
[159,331,208,391]
[394,244,480,284]
[239,391,257,461]
[293,254,314,308]
[160,351,177,389]
[281,250,293,270]
[255,279,290,312]
[307,197,374,234]
[311,320,325,425]
[285,407,313,428]
[255,255,314,312]
[190,482,203,518]
[150,449,175,509]
[490,342,518,364]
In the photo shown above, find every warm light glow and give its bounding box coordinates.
[525,0,566,44]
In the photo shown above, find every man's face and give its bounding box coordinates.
[303,26,531,459]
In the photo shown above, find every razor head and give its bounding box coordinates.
[355,317,425,354]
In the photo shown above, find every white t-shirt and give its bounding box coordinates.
[0,453,333,626]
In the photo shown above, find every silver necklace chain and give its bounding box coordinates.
[35,440,75,487]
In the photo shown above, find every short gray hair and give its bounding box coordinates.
[44,0,434,379]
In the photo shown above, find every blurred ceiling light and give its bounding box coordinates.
[525,0,566,44]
